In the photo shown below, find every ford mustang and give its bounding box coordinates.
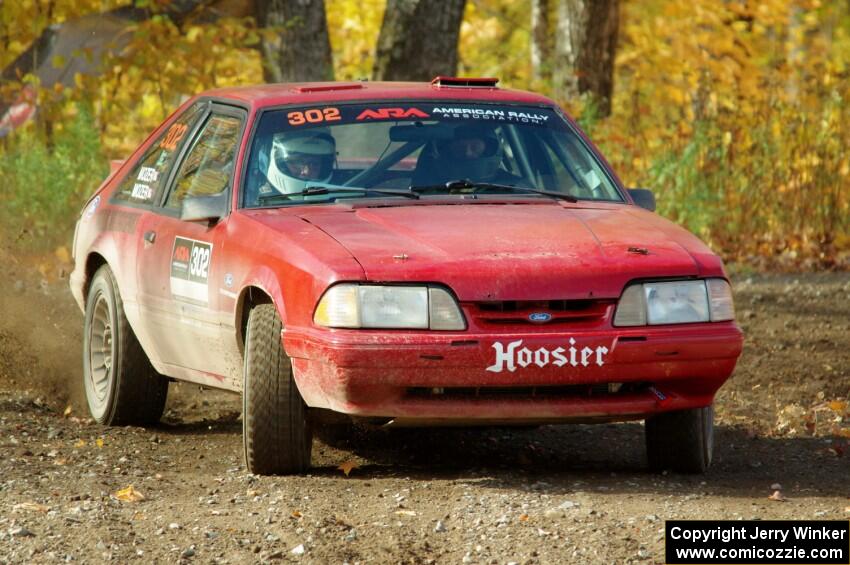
[70,77,743,474]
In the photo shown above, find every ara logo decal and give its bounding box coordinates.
[528,312,552,323]
[356,107,429,121]
[486,339,610,373]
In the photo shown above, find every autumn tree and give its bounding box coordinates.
[373,0,467,81]
[552,0,619,116]
[255,0,334,83]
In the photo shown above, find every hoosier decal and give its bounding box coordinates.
[486,339,609,373]
[170,237,212,305]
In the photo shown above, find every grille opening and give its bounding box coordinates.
[619,336,647,342]
[476,299,602,313]
[470,299,614,326]
[407,382,649,400]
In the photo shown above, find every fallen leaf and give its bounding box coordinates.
[337,460,359,477]
[54,458,67,466]
[95,438,104,448]
[246,489,259,497]
[394,510,417,517]
[519,514,530,522]
[291,510,303,518]
[63,405,72,417]
[829,401,848,412]
[13,502,49,513]
[768,490,786,502]
[113,485,145,503]
[73,439,86,448]
[54,246,71,263]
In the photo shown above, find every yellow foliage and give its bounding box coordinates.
[1,0,847,265]
[326,0,384,80]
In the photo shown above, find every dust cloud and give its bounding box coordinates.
[0,237,84,411]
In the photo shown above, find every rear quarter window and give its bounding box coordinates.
[111,102,206,206]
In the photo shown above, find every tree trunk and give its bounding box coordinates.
[373,0,467,81]
[255,0,334,83]
[553,0,619,116]
[531,0,551,83]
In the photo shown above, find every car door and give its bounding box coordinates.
[107,100,208,362]
[135,103,247,387]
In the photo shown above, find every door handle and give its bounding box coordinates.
[143,230,156,244]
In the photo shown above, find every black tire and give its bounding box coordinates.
[645,405,714,473]
[242,304,312,474]
[83,266,168,425]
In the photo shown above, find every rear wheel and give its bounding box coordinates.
[645,405,714,473]
[242,304,312,474]
[83,266,168,425]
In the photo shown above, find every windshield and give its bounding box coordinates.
[242,102,623,207]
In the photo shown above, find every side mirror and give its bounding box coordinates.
[628,188,656,212]
[180,191,229,223]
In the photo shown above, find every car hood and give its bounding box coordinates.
[294,202,719,301]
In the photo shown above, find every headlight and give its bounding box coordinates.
[614,279,734,326]
[314,284,466,330]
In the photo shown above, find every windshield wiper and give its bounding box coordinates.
[409,179,578,203]
[258,185,419,205]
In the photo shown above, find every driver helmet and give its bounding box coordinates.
[436,124,502,180]
[267,131,336,194]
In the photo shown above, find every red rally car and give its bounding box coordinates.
[70,77,743,475]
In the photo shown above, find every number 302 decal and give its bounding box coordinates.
[160,123,188,151]
[288,107,341,126]
[189,245,210,279]
[170,237,213,304]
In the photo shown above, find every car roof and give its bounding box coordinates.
[201,80,557,110]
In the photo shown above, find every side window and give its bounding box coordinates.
[112,102,206,205]
[539,131,619,200]
[165,113,243,210]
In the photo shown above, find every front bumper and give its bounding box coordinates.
[284,323,743,424]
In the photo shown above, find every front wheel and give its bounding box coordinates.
[242,304,312,475]
[83,266,168,425]
[645,405,714,473]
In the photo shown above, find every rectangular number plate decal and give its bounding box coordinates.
[170,236,212,305]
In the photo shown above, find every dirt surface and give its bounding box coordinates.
[0,246,848,564]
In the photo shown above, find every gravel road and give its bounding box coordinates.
[0,253,847,564]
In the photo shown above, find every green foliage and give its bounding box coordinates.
[0,105,107,248]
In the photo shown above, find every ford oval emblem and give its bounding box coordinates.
[528,312,552,323]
